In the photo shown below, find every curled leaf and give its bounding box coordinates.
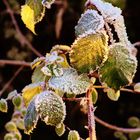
[55,123,65,136]
[70,33,108,73]
[91,88,98,104]
[21,0,45,34]
[49,68,90,95]
[22,82,43,106]
[107,89,120,101]
[24,97,39,134]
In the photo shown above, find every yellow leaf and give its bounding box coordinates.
[22,83,43,106]
[59,54,70,68]
[21,5,36,34]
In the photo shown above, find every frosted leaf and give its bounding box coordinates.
[42,0,55,9]
[112,15,131,46]
[41,64,63,77]
[49,68,90,95]
[32,65,46,83]
[88,0,122,22]
[41,65,52,76]
[31,57,45,69]
[99,43,137,90]
[75,9,104,37]
[45,51,64,64]
[24,97,39,134]
[35,91,66,126]
[52,65,63,76]
[70,33,109,73]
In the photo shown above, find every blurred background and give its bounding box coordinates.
[0,0,140,139]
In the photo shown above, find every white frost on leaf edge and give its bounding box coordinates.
[75,9,104,37]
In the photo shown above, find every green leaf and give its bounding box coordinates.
[22,82,43,106]
[16,119,25,130]
[31,65,47,83]
[14,132,22,140]
[49,68,90,95]
[35,90,66,126]
[70,33,109,73]
[12,95,22,108]
[24,97,39,134]
[55,123,65,136]
[0,99,8,113]
[128,117,140,128]
[5,121,17,132]
[114,131,128,140]
[99,44,137,90]
[4,133,14,140]
[107,89,120,101]
[75,9,104,37]
[21,0,45,34]
[68,130,80,140]
[129,132,140,140]
[91,88,98,104]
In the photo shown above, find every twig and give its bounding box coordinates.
[133,41,140,47]
[95,116,140,133]
[0,60,30,67]
[86,85,97,140]
[93,85,140,94]
[0,66,24,97]
[2,0,42,57]
[63,97,86,102]
[55,0,68,39]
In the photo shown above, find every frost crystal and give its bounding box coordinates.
[112,15,131,46]
[88,0,122,22]
[35,91,66,126]
[42,0,55,9]
[75,9,104,36]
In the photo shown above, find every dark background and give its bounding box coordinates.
[0,0,140,140]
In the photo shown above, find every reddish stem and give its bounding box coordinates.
[86,86,97,140]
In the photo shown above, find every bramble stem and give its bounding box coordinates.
[95,116,140,133]
[86,86,97,140]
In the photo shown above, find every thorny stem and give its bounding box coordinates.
[95,116,140,133]
[0,66,24,97]
[86,85,97,140]
[2,0,42,57]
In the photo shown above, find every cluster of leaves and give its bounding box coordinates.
[0,90,26,140]
[1,0,140,139]
[20,0,139,139]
